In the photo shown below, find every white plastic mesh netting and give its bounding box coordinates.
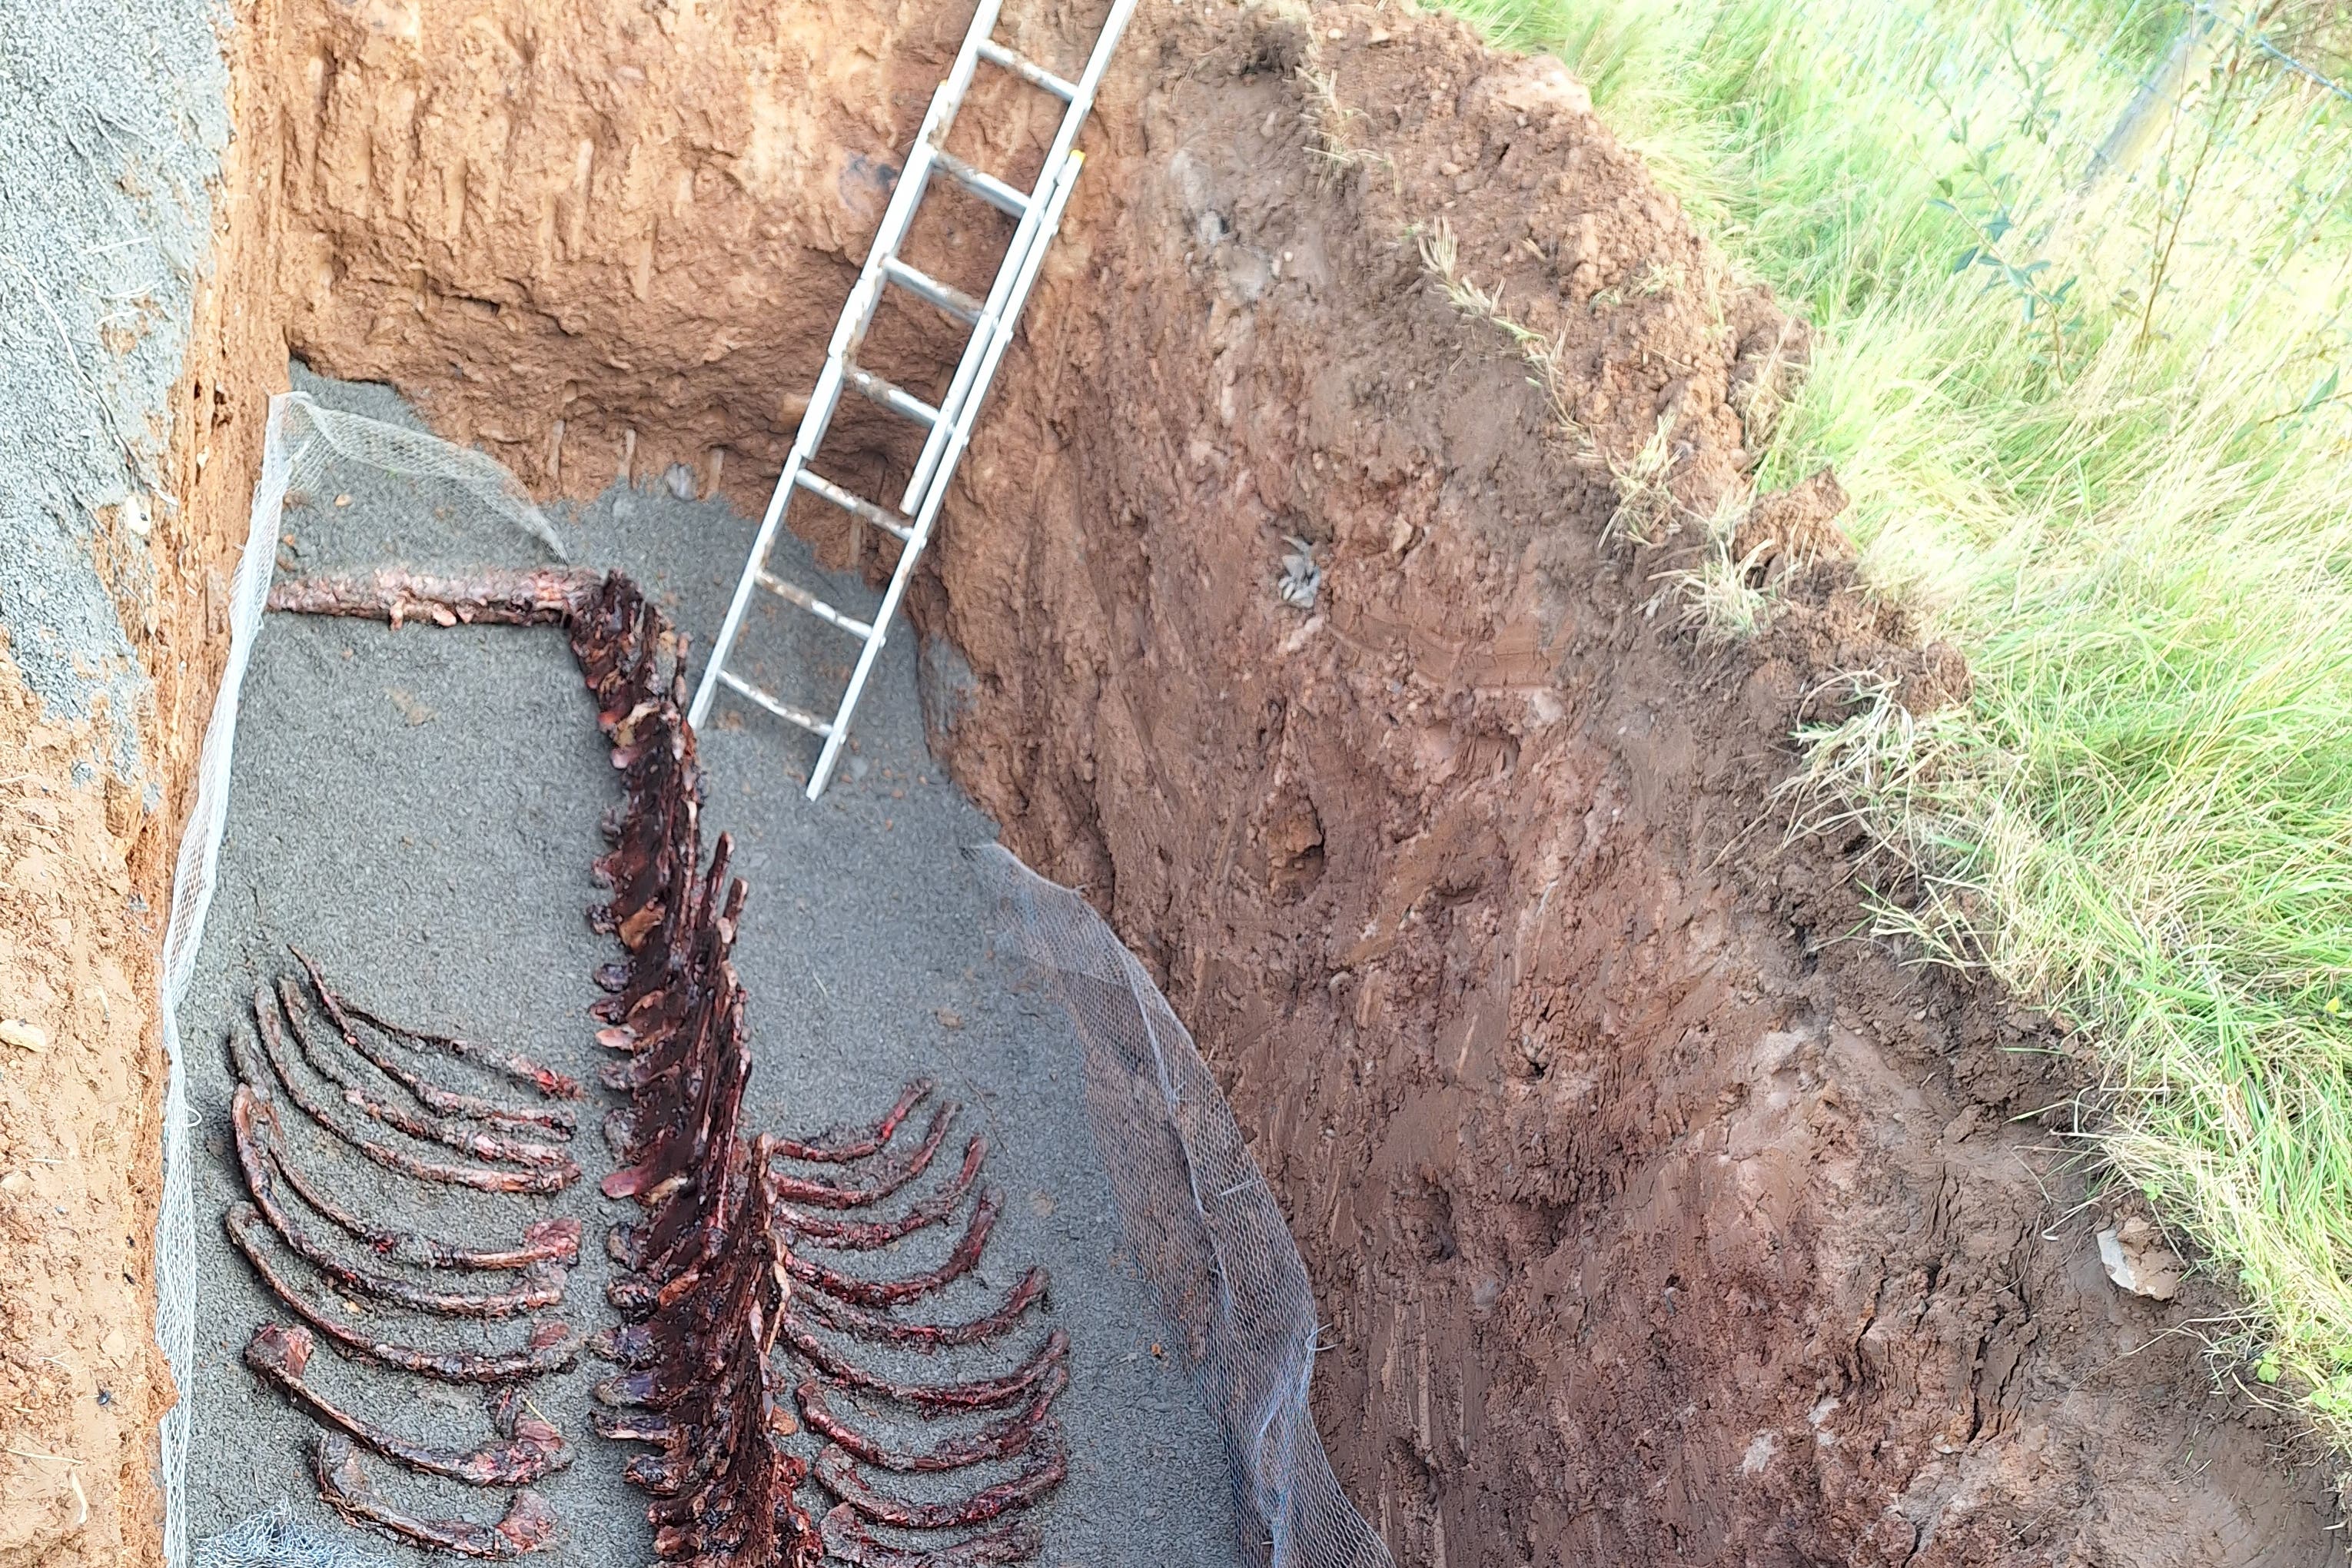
[968,844,1394,1568]
[158,390,565,1566]
[189,1503,394,1568]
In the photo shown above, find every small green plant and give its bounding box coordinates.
[1931,132,2084,383]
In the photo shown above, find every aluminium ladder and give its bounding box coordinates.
[689,0,1139,799]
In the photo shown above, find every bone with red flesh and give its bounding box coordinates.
[591,840,734,1031]
[819,1505,1044,1568]
[312,1435,560,1559]
[289,946,582,1113]
[599,1144,784,1384]
[783,1326,1070,1416]
[597,1214,778,1405]
[608,1320,766,1482]
[600,955,738,1095]
[603,863,736,1046]
[799,1267,1049,1351]
[225,1206,578,1382]
[606,1135,754,1280]
[640,1329,772,1490]
[786,1188,1001,1308]
[238,1087,578,1271]
[600,995,734,1174]
[770,1101,956,1210]
[590,1407,675,1443]
[231,1088,567,1318]
[287,949,578,1133]
[240,1011,572,1195]
[596,920,737,1058]
[771,1078,934,1164]
[338,995,586,1100]
[779,1136,985,1252]
[596,1251,752,1378]
[813,1420,1068,1530]
[590,774,697,945]
[796,1364,1066,1473]
[276,978,577,1173]
[601,1002,751,1200]
[618,1261,818,1564]
[267,566,603,626]
[563,583,829,1565]
[601,908,742,1070]
[245,1325,573,1486]
[327,1014,577,1137]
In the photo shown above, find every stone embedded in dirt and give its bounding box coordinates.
[1,1018,47,1052]
[2097,1218,2186,1301]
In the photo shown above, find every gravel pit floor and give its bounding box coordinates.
[177,367,1244,1567]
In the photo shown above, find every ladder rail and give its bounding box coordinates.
[689,0,1008,731]
[803,149,1087,799]
[696,0,1138,790]
[900,0,1142,510]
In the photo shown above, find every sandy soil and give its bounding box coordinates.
[174,370,1241,1567]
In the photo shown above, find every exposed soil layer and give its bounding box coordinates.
[13,0,2350,1561]
[0,2,282,1562]
[921,14,2350,1562]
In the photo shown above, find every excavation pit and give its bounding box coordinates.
[5,0,2347,1563]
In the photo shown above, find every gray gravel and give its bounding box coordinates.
[0,0,227,781]
[178,367,1244,1567]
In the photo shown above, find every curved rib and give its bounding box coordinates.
[819,1504,1041,1567]
[238,1085,578,1271]
[312,1435,560,1559]
[782,1324,1068,1415]
[246,1325,573,1486]
[798,1268,1048,1351]
[231,1088,567,1319]
[288,951,576,1134]
[813,1420,1067,1530]
[772,1078,934,1164]
[769,1103,955,1210]
[796,1364,1065,1473]
[225,1205,578,1383]
[779,1138,985,1252]
[239,1008,571,1195]
[277,978,576,1172]
[785,1190,1001,1307]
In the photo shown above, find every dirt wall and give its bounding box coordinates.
[18,0,2346,1560]
[918,11,2347,1561]
[0,2,287,1562]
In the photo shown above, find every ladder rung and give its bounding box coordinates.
[754,571,875,639]
[795,470,914,542]
[845,366,942,427]
[716,669,832,736]
[883,257,984,324]
[933,151,1031,218]
[976,38,1077,101]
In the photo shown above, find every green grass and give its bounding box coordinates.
[1420,0,2352,1440]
